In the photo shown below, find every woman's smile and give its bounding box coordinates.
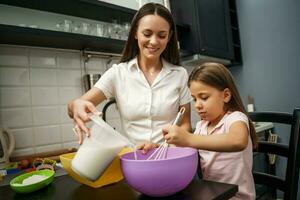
[146,46,159,54]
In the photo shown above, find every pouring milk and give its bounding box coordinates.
[71,115,133,181]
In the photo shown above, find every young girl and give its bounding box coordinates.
[162,62,257,200]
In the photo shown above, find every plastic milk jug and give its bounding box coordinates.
[71,115,132,181]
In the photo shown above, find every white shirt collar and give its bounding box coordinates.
[127,56,179,73]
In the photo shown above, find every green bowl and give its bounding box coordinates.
[10,169,55,193]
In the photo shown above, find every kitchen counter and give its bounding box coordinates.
[0,173,238,200]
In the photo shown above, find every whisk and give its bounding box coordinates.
[147,107,186,160]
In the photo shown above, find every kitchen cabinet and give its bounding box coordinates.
[170,0,242,65]
[0,0,136,54]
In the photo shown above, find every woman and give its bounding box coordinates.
[68,3,192,146]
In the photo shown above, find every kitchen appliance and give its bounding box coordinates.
[83,74,101,92]
[0,128,15,168]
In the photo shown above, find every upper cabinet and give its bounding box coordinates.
[170,0,242,65]
[0,0,136,54]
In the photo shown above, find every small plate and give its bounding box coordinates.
[10,169,54,193]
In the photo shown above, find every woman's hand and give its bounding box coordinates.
[162,125,192,147]
[68,98,101,144]
[137,141,160,154]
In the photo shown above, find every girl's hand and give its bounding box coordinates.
[137,141,160,154]
[162,125,192,147]
[68,99,101,144]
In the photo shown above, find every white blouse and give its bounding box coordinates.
[94,57,192,144]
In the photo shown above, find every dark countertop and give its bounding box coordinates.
[0,172,237,200]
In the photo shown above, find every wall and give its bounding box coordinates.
[231,0,300,112]
[0,45,122,157]
[231,0,300,198]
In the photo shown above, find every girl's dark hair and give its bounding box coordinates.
[188,62,258,148]
[119,3,180,65]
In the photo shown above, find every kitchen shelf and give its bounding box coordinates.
[0,0,136,24]
[0,24,126,54]
[0,0,137,53]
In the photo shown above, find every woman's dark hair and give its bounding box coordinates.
[120,3,180,65]
[188,62,258,148]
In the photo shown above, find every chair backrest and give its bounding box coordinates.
[102,99,116,122]
[249,108,300,200]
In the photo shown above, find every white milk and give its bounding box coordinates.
[71,115,132,181]
[71,137,122,181]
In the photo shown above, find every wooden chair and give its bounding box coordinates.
[249,108,300,200]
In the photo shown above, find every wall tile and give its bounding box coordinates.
[58,87,82,104]
[0,87,30,107]
[57,52,81,69]
[32,106,60,126]
[57,69,82,86]
[61,124,77,142]
[0,67,29,86]
[29,49,56,68]
[31,87,58,106]
[34,125,61,145]
[10,128,34,148]
[0,108,32,128]
[0,45,28,67]
[62,141,79,150]
[35,144,62,154]
[60,105,73,124]
[12,148,35,157]
[30,68,57,86]
[85,57,107,72]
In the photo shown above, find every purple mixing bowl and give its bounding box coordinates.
[120,147,198,197]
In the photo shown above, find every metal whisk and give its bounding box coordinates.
[147,107,186,160]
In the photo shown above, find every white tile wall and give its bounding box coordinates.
[31,87,58,106]
[61,124,77,142]
[35,144,62,154]
[0,67,30,86]
[62,141,80,150]
[57,52,81,69]
[0,87,31,107]
[34,125,61,146]
[32,106,60,126]
[57,69,82,86]
[59,105,73,124]
[0,46,29,67]
[11,128,34,149]
[29,49,56,68]
[0,45,120,157]
[0,107,33,128]
[58,87,82,105]
[30,68,57,86]
[12,148,35,157]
